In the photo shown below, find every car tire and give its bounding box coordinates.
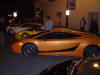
[8,29,15,35]
[21,33,29,39]
[84,45,100,58]
[22,42,38,57]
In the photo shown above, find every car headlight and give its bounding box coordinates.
[19,43,23,46]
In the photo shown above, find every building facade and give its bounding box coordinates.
[34,0,100,33]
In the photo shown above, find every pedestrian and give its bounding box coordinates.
[0,18,6,46]
[80,17,86,32]
[90,17,94,33]
[89,17,98,34]
[4,16,9,34]
[93,18,98,34]
[43,16,54,31]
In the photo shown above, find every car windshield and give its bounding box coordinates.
[30,32,46,38]
[20,23,42,30]
[21,24,34,27]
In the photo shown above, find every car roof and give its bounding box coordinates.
[32,28,97,38]
[50,28,97,37]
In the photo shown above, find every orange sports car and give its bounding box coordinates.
[11,28,100,57]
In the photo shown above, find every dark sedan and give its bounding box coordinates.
[39,57,100,75]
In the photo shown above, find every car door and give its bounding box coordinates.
[36,32,81,52]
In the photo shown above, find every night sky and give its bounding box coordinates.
[0,0,34,18]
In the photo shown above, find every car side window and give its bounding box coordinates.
[36,32,81,39]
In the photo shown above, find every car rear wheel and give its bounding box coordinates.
[8,29,15,35]
[21,33,29,39]
[22,42,38,57]
[84,45,100,58]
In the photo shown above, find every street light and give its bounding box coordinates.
[66,10,70,16]
[66,0,69,28]
[13,12,18,18]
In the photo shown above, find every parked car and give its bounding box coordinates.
[15,28,66,40]
[11,28,100,57]
[15,25,42,40]
[6,23,42,35]
[39,57,100,75]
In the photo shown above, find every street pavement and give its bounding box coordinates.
[0,35,71,75]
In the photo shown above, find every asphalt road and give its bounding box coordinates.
[0,35,71,75]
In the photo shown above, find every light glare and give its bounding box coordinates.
[19,43,23,46]
[13,12,17,17]
[93,63,99,68]
[66,10,70,16]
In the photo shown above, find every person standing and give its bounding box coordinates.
[93,18,98,34]
[89,17,98,34]
[80,17,86,32]
[0,18,6,46]
[43,16,54,31]
[90,17,94,33]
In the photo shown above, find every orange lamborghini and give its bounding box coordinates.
[11,28,100,57]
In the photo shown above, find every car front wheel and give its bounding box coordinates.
[22,42,38,57]
[84,45,100,58]
[21,33,29,39]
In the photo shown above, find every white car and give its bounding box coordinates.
[6,23,39,35]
